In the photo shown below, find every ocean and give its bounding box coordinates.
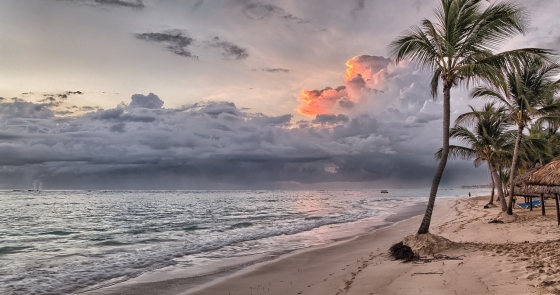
[0,188,489,295]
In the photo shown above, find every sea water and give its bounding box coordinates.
[0,188,488,294]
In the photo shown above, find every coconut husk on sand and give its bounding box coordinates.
[495,211,517,223]
[402,233,456,256]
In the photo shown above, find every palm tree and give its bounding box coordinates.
[436,103,514,212]
[489,167,496,205]
[471,60,560,215]
[389,0,536,234]
[526,111,560,165]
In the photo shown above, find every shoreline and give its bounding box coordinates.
[177,196,560,294]
[81,201,429,295]
[84,194,560,295]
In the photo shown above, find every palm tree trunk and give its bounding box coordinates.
[506,124,524,215]
[489,170,495,205]
[489,162,506,211]
[417,84,451,235]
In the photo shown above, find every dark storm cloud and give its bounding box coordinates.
[234,0,306,23]
[109,122,126,133]
[312,114,349,125]
[205,37,249,60]
[59,0,144,9]
[0,101,55,119]
[0,90,467,189]
[135,31,198,59]
[250,114,292,126]
[129,93,164,109]
[90,108,156,122]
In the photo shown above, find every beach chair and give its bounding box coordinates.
[516,200,542,209]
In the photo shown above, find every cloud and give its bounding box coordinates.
[312,114,349,125]
[205,36,249,60]
[191,0,204,11]
[0,101,55,120]
[94,0,143,8]
[0,89,464,188]
[135,30,198,59]
[234,0,306,23]
[59,0,144,9]
[0,89,478,189]
[109,122,126,133]
[129,93,164,109]
[135,32,248,60]
[351,0,366,16]
[90,107,156,123]
[257,68,289,73]
[250,114,293,126]
[297,86,348,116]
[297,55,392,116]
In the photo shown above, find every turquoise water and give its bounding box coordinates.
[0,188,488,294]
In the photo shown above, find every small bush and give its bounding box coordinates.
[389,241,419,262]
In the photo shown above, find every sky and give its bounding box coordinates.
[0,0,559,190]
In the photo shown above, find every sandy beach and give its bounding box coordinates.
[82,195,560,295]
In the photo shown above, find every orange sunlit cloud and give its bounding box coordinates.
[296,87,348,116]
[296,55,392,117]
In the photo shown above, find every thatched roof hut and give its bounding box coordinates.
[513,160,560,224]
[512,162,560,194]
[527,161,560,191]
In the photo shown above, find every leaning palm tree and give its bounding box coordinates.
[436,103,514,212]
[389,0,543,234]
[471,60,560,215]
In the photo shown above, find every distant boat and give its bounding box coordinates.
[381,190,389,193]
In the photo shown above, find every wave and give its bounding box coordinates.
[41,231,77,236]
[0,246,32,256]
[230,222,254,229]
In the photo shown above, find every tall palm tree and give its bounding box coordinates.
[471,61,560,215]
[389,0,536,234]
[436,103,514,212]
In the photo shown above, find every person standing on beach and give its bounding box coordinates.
[469,192,471,197]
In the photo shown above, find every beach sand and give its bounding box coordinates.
[86,196,560,295]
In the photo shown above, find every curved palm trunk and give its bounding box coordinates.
[489,161,506,211]
[506,124,524,215]
[417,85,451,235]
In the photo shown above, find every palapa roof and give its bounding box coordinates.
[512,161,560,194]
[527,161,560,187]
[513,168,539,187]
